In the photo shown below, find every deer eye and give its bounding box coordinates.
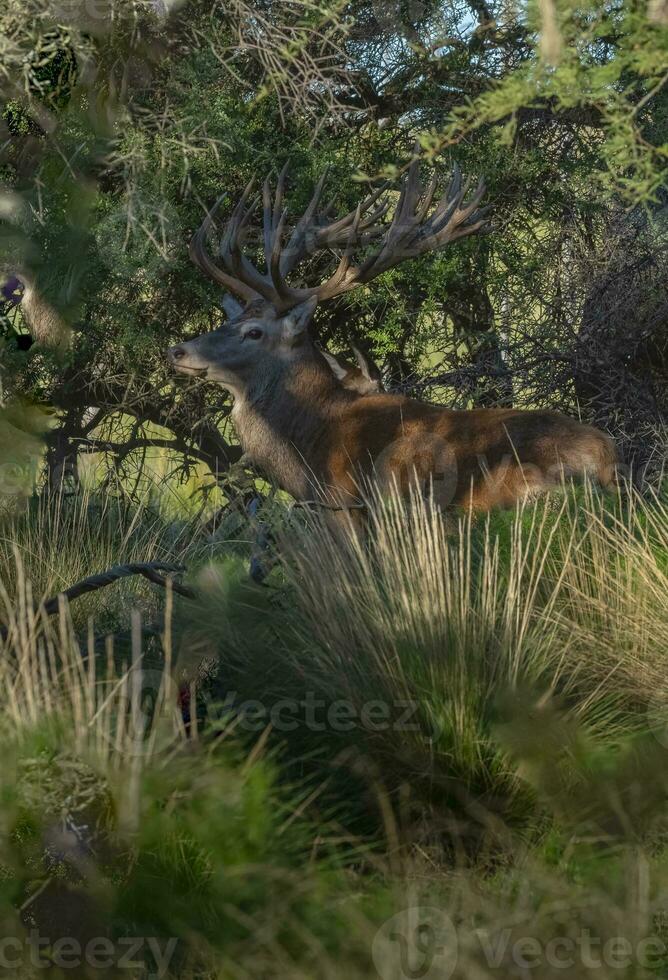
[245,328,263,340]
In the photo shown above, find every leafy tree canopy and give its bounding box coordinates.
[0,0,666,494]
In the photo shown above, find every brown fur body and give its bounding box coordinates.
[232,352,617,509]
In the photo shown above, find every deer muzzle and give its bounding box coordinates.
[167,344,208,377]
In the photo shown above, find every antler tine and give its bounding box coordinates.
[222,191,255,265]
[442,196,491,244]
[428,193,465,240]
[353,200,392,241]
[189,192,262,303]
[430,177,486,241]
[365,199,392,224]
[430,164,463,225]
[260,163,290,275]
[269,206,298,301]
[215,182,280,303]
[189,193,225,264]
[274,162,289,227]
[467,177,487,211]
[320,200,391,249]
[355,239,389,283]
[221,177,256,257]
[388,151,428,244]
[400,148,424,224]
[320,197,336,219]
[189,205,224,277]
[350,161,422,282]
[317,202,364,300]
[225,196,263,281]
[416,175,439,223]
[280,168,329,276]
[356,181,393,213]
[377,178,418,265]
[237,193,260,233]
[426,166,470,238]
[262,176,274,270]
[448,162,462,200]
[391,176,409,231]
[455,179,487,224]
[318,182,389,229]
[445,212,490,243]
[315,182,390,245]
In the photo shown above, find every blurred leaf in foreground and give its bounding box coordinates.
[0,398,52,499]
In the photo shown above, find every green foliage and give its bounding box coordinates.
[0,728,384,976]
[1,4,667,973]
[1,485,668,975]
[429,0,668,203]
[0,0,665,487]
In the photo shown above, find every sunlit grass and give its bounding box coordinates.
[176,481,668,840]
[1,480,668,976]
[77,414,226,520]
[0,482,204,631]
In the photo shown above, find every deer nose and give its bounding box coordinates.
[168,345,187,362]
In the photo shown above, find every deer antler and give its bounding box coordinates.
[190,148,489,313]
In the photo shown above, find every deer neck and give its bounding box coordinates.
[232,353,350,499]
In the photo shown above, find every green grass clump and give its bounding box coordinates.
[1,481,668,976]
[181,484,668,842]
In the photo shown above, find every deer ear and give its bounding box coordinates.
[352,345,382,384]
[321,349,348,381]
[221,294,244,319]
[281,297,317,345]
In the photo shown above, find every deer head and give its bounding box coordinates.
[168,298,317,394]
[168,150,489,399]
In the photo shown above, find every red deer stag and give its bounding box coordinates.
[169,159,617,510]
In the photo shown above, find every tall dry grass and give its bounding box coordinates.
[281,480,668,705]
[0,582,185,794]
[0,483,202,630]
[1,482,668,976]
[250,482,668,832]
